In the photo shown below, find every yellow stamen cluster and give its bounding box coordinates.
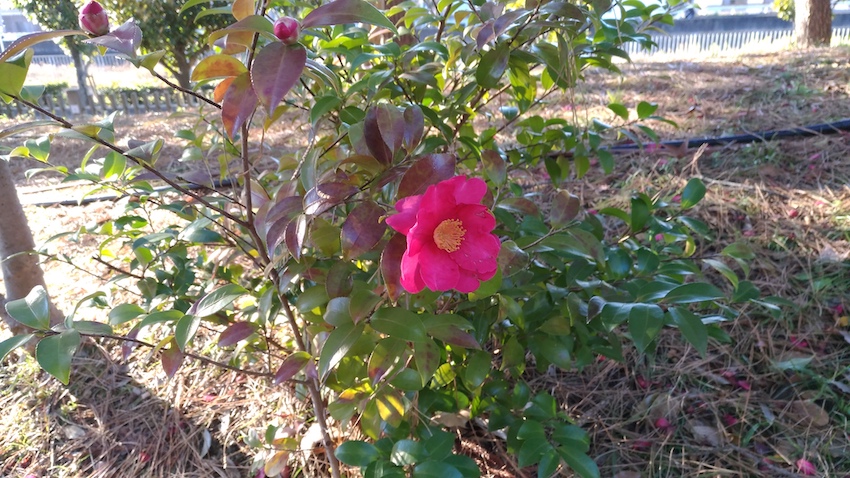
[434,219,466,252]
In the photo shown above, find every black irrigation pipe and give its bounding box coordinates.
[607,118,850,151]
[21,178,236,208]
[22,118,850,207]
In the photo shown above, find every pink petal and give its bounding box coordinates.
[451,231,500,275]
[796,458,816,476]
[455,204,495,234]
[455,272,481,293]
[386,194,422,235]
[452,176,487,205]
[418,243,460,291]
[399,249,426,293]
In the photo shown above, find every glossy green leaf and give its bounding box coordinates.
[0,48,33,101]
[336,440,381,467]
[188,284,247,317]
[475,44,509,89]
[0,334,34,362]
[318,322,366,381]
[668,307,708,357]
[608,102,628,120]
[391,439,426,466]
[302,0,398,33]
[628,304,664,353]
[109,303,146,326]
[36,330,81,385]
[636,101,658,119]
[5,285,50,330]
[664,283,725,304]
[680,178,706,209]
[558,446,600,478]
[371,308,427,342]
[175,314,201,351]
[71,321,113,335]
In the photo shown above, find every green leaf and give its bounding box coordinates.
[318,322,366,381]
[630,196,651,232]
[71,321,114,335]
[0,334,34,362]
[476,44,509,89]
[36,330,81,385]
[680,178,706,209]
[251,42,307,115]
[732,280,760,303]
[336,440,381,467]
[175,314,201,351]
[607,102,629,120]
[0,48,33,102]
[5,285,50,330]
[310,95,342,125]
[481,149,506,186]
[188,284,247,317]
[636,101,658,119]
[668,307,708,357]
[412,461,462,478]
[664,283,725,304]
[138,310,184,330]
[109,303,146,325]
[558,446,600,478]
[463,350,491,389]
[628,304,664,353]
[302,0,398,33]
[702,258,739,288]
[391,439,426,466]
[371,308,427,342]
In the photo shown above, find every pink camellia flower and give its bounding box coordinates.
[274,17,300,45]
[79,1,109,36]
[386,176,500,293]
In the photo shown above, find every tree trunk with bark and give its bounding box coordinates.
[69,43,91,112]
[795,0,832,48]
[0,160,63,334]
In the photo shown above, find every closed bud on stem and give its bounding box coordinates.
[79,0,109,36]
[273,17,300,45]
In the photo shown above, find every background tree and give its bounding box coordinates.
[13,0,92,110]
[795,0,832,47]
[100,0,231,88]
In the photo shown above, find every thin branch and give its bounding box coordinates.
[151,70,221,110]
[92,255,145,280]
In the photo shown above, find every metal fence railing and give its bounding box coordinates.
[30,54,127,67]
[0,87,203,119]
[625,27,850,56]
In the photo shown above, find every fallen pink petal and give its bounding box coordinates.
[796,458,816,476]
[386,176,500,293]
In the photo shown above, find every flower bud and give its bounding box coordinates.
[79,1,109,36]
[274,17,300,45]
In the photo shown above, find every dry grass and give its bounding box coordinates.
[1,46,850,477]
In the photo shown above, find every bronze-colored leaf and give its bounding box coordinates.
[363,106,393,165]
[341,201,386,260]
[550,189,581,227]
[381,233,406,302]
[397,153,456,199]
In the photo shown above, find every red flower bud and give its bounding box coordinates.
[274,17,300,45]
[79,1,109,36]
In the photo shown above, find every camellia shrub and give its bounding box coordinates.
[0,0,766,476]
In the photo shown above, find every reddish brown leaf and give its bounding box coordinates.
[218,322,257,347]
[481,149,506,185]
[221,72,257,139]
[161,340,184,378]
[403,105,425,150]
[397,153,456,199]
[273,351,311,384]
[317,181,358,201]
[376,104,405,154]
[364,107,393,165]
[498,197,539,216]
[326,262,353,299]
[303,186,338,216]
[550,189,581,227]
[381,233,406,302]
[341,201,386,260]
[251,42,306,115]
[428,325,481,349]
[284,215,307,261]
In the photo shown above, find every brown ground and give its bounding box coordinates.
[1,46,849,477]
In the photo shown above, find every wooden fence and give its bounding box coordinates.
[0,88,205,119]
[30,54,127,67]
[626,27,850,56]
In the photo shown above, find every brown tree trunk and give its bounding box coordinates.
[69,43,91,112]
[0,160,63,334]
[795,0,832,48]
